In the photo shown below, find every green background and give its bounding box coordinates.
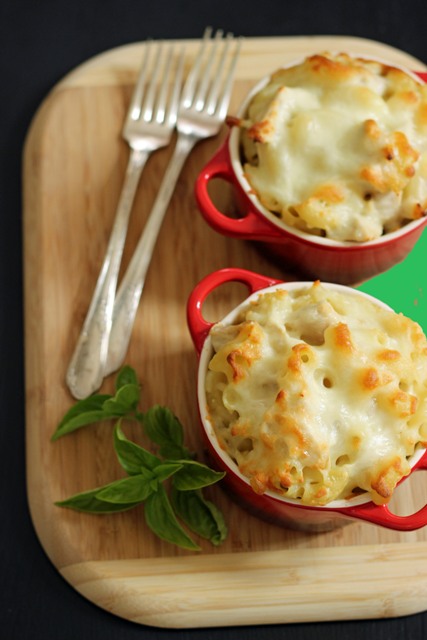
[358,230,426,332]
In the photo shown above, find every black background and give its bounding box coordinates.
[1,1,427,638]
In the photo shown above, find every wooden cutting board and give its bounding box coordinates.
[23,35,427,629]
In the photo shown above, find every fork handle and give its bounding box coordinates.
[66,147,149,399]
[104,132,197,376]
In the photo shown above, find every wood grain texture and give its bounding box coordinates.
[23,35,427,629]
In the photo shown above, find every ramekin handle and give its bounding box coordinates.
[415,450,427,470]
[187,268,283,355]
[342,452,427,531]
[194,138,283,241]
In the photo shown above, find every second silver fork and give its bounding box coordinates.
[67,42,184,399]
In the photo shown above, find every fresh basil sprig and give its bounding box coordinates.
[53,366,227,550]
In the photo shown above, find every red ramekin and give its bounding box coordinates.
[187,267,427,532]
[195,68,427,285]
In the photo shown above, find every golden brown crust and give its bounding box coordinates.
[371,456,406,502]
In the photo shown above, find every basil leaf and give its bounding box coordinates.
[172,460,225,491]
[143,406,192,460]
[60,394,112,417]
[51,394,112,440]
[144,484,200,551]
[153,463,183,483]
[116,366,139,391]
[52,410,114,441]
[143,405,183,445]
[171,487,228,546]
[55,487,141,513]
[103,383,140,415]
[114,423,160,474]
[96,473,155,504]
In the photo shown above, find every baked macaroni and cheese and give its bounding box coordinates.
[236,53,427,242]
[205,282,427,506]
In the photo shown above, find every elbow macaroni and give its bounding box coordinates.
[205,282,427,506]
[237,53,427,242]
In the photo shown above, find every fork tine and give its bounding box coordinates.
[215,36,243,119]
[128,42,183,127]
[164,46,185,126]
[204,32,233,115]
[141,42,164,122]
[193,29,225,111]
[126,41,152,123]
[153,44,174,123]
[180,26,213,108]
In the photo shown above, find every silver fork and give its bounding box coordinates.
[67,42,185,399]
[104,28,242,377]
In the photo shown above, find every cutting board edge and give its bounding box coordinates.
[57,541,427,628]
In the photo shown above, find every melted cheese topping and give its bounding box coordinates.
[238,53,427,242]
[205,283,427,505]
